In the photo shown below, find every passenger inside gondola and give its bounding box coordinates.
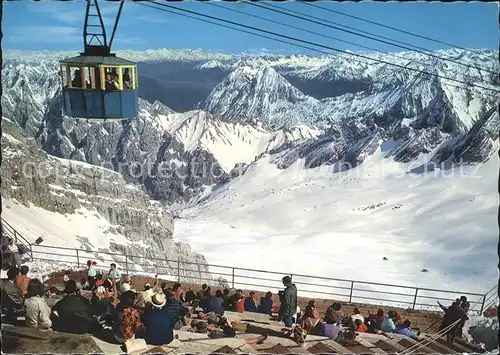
[123,68,132,89]
[72,69,83,88]
[93,67,101,90]
[105,72,119,91]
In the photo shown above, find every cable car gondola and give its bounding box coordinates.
[59,0,138,121]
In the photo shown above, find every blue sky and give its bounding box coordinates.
[3,0,497,54]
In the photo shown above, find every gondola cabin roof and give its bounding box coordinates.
[59,54,136,66]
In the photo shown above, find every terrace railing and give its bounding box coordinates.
[26,243,495,314]
[2,217,495,314]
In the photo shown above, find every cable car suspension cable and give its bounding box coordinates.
[298,1,489,60]
[139,1,499,93]
[108,0,125,52]
[245,1,497,76]
[203,1,488,85]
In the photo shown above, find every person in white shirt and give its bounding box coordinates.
[350,307,365,326]
[120,275,133,293]
[87,261,98,289]
[24,279,52,330]
[6,238,22,268]
[108,263,121,285]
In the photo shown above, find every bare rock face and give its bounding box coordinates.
[1,119,210,282]
[430,106,499,166]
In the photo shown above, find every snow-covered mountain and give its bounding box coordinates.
[2,47,498,300]
[201,66,320,129]
[2,48,498,206]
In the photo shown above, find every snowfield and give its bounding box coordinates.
[175,144,499,304]
[1,202,177,281]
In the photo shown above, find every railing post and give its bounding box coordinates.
[76,249,80,268]
[231,268,235,289]
[349,281,354,303]
[177,259,181,282]
[125,254,129,275]
[479,295,486,314]
[412,288,419,310]
[29,243,33,261]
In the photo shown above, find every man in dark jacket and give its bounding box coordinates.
[203,289,224,316]
[142,292,175,346]
[197,284,208,301]
[279,275,297,328]
[456,296,470,338]
[1,267,24,317]
[438,299,465,344]
[51,280,101,334]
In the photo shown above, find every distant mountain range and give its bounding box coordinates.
[2,48,498,264]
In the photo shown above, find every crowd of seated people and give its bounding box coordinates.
[1,263,469,349]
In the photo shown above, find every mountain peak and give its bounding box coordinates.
[201,65,316,129]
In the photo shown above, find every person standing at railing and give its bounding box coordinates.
[456,296,470,339]
[87,261,98,289]
[6,238,22,268]
[108,263,122,288]
[279,276,297,328]
[437,299,466,344]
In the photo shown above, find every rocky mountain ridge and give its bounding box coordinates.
[2,48,498,209]
[1,119,210,281]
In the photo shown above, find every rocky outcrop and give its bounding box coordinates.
[1,119,210,281]
[429,106,499,166]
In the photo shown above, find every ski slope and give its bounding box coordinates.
[175,145,499,298]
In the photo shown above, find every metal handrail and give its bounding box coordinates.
[26,242,494,313]
[3,215,495,313]
[1,218,33,259]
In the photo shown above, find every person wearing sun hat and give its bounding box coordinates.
[142,292,176,345]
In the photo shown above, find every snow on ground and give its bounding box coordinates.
[175,146,498,309]
[0,201,161,278]
[465,315,499,351]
